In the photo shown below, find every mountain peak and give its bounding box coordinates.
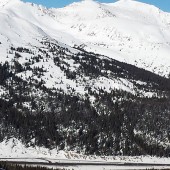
[79,0,98,5]
[57,0,116,21]
[113,0,161,16]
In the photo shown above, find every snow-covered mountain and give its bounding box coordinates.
[53,0,170,76]
[0,0,170,158]
[1,0,170,77]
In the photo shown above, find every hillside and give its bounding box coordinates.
[0,0,170,157]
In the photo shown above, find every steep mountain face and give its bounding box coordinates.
[0,0,170,157]
[1,0,170,77]
[53,0,170,77]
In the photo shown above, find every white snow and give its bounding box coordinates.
[1,138,170,165]
[0,0,170,77]
[0,0,169,95]
[0,0,170,167]
[52,0,170,77]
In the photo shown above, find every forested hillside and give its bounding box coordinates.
[0,39,170,156]
[1,0,170,158]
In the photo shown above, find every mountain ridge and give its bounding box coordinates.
[52,0,170,77]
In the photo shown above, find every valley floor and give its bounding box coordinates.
[1,139,170,170]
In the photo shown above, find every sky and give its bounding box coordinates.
[22,0,170,12]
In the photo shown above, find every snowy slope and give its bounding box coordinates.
[52,0,170,77]
[0,0,159,95]
[1,138,170,165]
[0,0,170,77]
[1,0,170,161]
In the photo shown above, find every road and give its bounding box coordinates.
[1,158,170,168]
